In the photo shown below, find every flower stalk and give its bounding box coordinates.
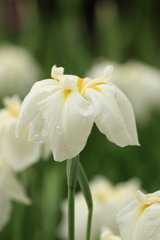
[67,156,79,240]
[78,163,93,240]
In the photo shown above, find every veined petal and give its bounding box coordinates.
[116,190,160,240]
[0,165,31,204]
[28,112,45,143]
[116,199,140,219]
[38,89,95,161]
[143,204,160,240]
[15,80,60,136]
[2,118,41,172]
[85,84,133,147]
[30,79,59,91]
[116,203,145,240]
[111,83,139,145]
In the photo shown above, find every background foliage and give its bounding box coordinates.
[0,0,160,239]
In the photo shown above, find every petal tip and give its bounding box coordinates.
[51,65,64,78]
[103,65,114,79]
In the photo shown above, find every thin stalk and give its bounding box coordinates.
[68,187,75,240]
[67,156,79,240]
[78,163,93,240]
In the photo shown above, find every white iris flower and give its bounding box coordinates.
[16,65,139,161]
[116,190,160,240]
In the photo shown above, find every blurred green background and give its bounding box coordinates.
[0,0,160,239]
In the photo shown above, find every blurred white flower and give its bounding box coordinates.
[0,95,49,172]
[0,43,43,99]
[16,65,139,162]
[58,176,141,240]
[86,59,160,124]
[116,190,160,240]
[100,227,121,240]
[0,157,31,231]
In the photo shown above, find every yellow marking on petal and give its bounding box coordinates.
[138,204,151,217]
[93,82,107,87]
[54,78,60,82]
[92,87,103,93]
[80,78,105,96]
[138,201,160,218]
[77,78,84,92]
[63,89,72,100]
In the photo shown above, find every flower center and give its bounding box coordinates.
[63,89,72,99]
[77,77,107,96]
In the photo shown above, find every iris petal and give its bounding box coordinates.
[85,84,134,147]
[16,80,60,136]
[38,89,95,161]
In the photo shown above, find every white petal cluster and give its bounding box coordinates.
[0,95,42,171]
[0,43,43,99]
[116,190,160,240]
[86,59,160,124]
[0,95,50,230]
[100,227,121,240]
[58,176,141,240]
[0,157,31,231]
[16,65,139,161]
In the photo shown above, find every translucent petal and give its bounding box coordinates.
[85,84,135,147]
[38,89,94,161]
[111,83,139,145]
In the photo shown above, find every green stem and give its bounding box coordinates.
[78,163,93,240]
[67,156,79,240]
[68,187,75,240]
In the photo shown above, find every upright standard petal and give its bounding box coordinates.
[38,89,95,161]
[85,84,135,147]
[51,65,64,78]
